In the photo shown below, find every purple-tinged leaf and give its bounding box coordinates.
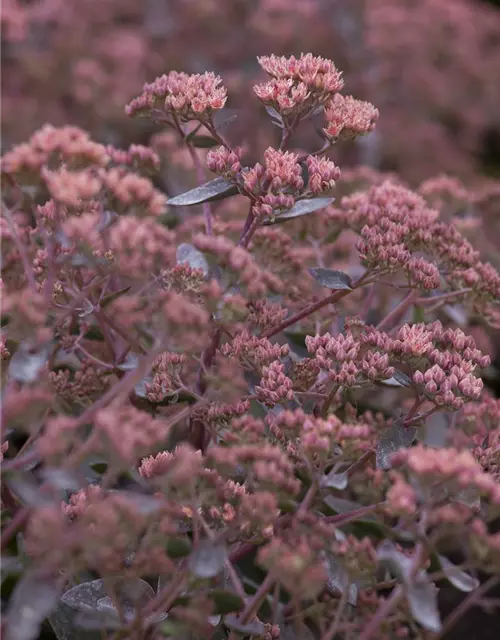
[96,210,118,232]
[100,286,132,308]
[134,375,154,398]
[224,615,265,636]
[189,540,227,578]
[1,556,24,579]
[282,624,315,640]
[438,555,479,593]
[407,576,441,633]
[443,304,467,327]
[208,614,222,627]
[50,578,163,639]
[308,267,353,291]
[376,418,417,470]
[422,413,449,447]
[213,109,238,131]
[384,370,413,387]
[168,177,238,206]
[377,541,442,633]
[40,468,82,492]
[453,486,481,510]
[6,571,60,640]
[324,555,358,605]
[95,597,125,623]
[265,105,284,127]
[8,342,51,383]
[176,243,209,275]
[6,473,53,507]
[116,352,140,371]
[322,464,348,490]
[264,197,335,224]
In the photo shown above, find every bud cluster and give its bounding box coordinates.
[255,360,294,407]
[254,53,344,119]
[125,71,227,121]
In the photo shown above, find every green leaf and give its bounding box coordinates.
[168,177,238,206]
[323,496,367,516]
[308,267,352,290]
[83,326,105,341]
[166,537,192,559]
[413,305,425,323]
[190,135,219,148]
[100,286,132,308]
[264,197,335,224]
[209,589,245,615]
[278,498,299,513]
[284,330,309,349]
[89,462,108,475]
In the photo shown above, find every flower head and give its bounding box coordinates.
[324,94,379,141]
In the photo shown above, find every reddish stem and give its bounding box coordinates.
[1,507,30,550]
[376,289,419,332]
[325,502,383,526]
[261,270,371,339]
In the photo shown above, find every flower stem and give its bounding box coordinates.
[261,270,371,339]
[376,289,419,332]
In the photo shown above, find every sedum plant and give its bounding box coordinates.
[1,53,500,640]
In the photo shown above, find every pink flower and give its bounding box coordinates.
[324,94,379,141]
[126,71,227,120]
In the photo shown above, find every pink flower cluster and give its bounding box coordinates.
[254,53,344,117]
[139,444,205,486]
[193,233,283,296]
[209,443,300,496]
[125,71,227,121]
[106,144,161,174]
[392,444,500,505]
[206,145,242,177]
[95,402,172,464]
[255,360,294,407]
[220,330,289,371]
[341,181,500,304]
[306,328,394,387]
[406,324,488,407]
[239,147,339,219]
[1,125,109,177]
[305,320,490,410]
[109,216,176,278]
[100,167,166,217]
[3,48,500,639]
[323,94,379,141]
[144,351,186,403]
[341,181,440,282]
[42,167,102,207]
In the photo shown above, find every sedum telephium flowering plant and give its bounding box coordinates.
[1,53,500,640]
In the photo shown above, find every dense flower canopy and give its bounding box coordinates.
[2,41,500,640]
